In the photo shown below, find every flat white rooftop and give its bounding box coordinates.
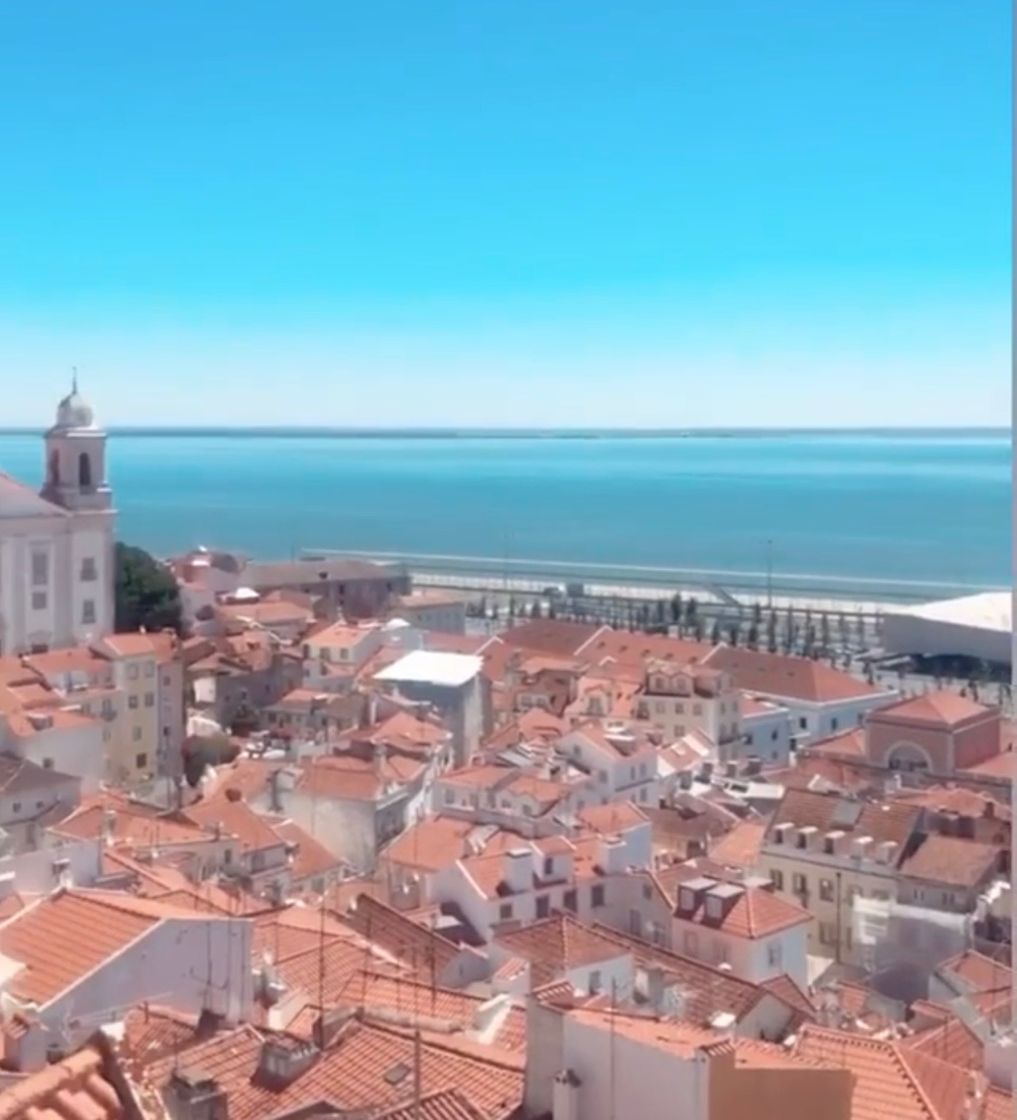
[886,591,1011,634]
[374,649,483,688]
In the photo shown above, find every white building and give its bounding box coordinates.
[0,380,115,656]
[881,592,1012,667]
[670,876,812,989]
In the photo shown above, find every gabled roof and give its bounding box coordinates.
[703,644,884,703]
[499,620,605,658]
[0,889,208,1005]
[766,787,923,851]
[344,894,464,977]
[673,883,812,940]
[493,914,627,985]
[708,819,766,870]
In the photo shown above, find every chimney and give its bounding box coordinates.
[502,848,534,895]
[795,825,818,851]
[552,1069,581,1120]
[255,1037,319,1090]
[268,769,284,814]
[851,835,873,860]
[823,830,847,856]
[597,834,629,876]
[772,822,794,847]
[644,965,666,1008]
[164,1068,229,1120]
[874,840,898,865]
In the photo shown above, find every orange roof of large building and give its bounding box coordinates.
[184,792,284,853]
[703,645,884,703]
[493,914,627,986]
[767,787,923,850]
[936,949,1013,995]
[871,692,996,728]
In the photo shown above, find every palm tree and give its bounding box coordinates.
[747,622,760,650]
[671,592,683,624]
[710,620,721,645]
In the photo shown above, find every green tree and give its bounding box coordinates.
[766,611,778,653]
[183,732,238,787]
[114,542,182,634]
[670,593,683,624]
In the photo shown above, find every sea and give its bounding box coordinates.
[0,429,1009,599]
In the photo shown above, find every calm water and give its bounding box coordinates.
[0,430,1009,594]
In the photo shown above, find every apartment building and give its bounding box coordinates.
[758,788,924,964]
[636,660,741,755]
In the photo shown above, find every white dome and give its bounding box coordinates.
[54,387,96,430]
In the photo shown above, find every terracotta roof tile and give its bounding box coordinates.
[493,914,627,986]
[704,645,883,703]
[674,883,812,940]
[139,1019,522,1120]
[344,895,464,977]
[708,819,766,869]
[0,1043,124,1120]
[873,692,995,728]
[898,835,1001,888]
[0,891,161,1004]
[184,794,284,853]
[937,950,1013,995]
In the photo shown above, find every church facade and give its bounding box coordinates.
[0,382,115,654]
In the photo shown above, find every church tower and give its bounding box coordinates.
[41,371,112,512]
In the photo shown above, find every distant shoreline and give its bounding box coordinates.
[0,426,1008,440]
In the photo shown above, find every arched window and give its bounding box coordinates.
[48,450,60,486]
[78,453,92,489]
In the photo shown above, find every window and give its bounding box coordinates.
[543,857,554,877]
[941,892,953,908]
[693,704,702,716]
[444,789,454,803]
[819,879,834,902]
[128,664,139,681]
[31,551,48,586]
[831,717,839,731]
[78,453,92,488]
[135,753,148,770]
[128,695,139,710]
[771,869,784,890]
[42,758,53,769]
[145,662,155,678]
[712,940,728,965]
[771,729,779,741]
[499,903,513,921]
[683,930,698,955]
[767,941,783,969]
[132,726,142,742]
[642,883,652,901]
[588,970,602,995]
[745,733,754,746]
[81,600,95,625]
[536,895,550,919]
[591,884,605,908]
[819,922,837,945]
[80,557,97,581]
[31,591,47,611]
[798,716,808,730]
[563,889,577,912]
[11,802,20,814]
[792,873,807,895]
[674,701,684,714]
[144,692,155,708]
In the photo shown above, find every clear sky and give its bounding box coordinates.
[0,1,1010,427]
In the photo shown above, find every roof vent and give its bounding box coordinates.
[256,1037,319,1090]
[164,1068,228,1120]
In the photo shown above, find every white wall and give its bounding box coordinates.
[5,719,105,794]
[0,837,102,893]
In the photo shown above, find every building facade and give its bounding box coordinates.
[0,382,115,655]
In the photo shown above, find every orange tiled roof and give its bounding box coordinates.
[901,1014,984,1071]
[500,620,606,658]
[184,793,284,853]
[139,1019,522,1120]
[674,883,812,940]
[0,1043,124,1120]
[344,894,463,976]
[937,949,1013,994]
[897,834,1001,888]
[708,819,766,869]
[806,727,868,759]
[383,818,522,874]
[794,1025,976,1120]
[267,817,343,881]
[702,644,882,703]
[0,891,163,1004]
[373,1088,488,1120]
[872,692,995,728]
[577,801,648,834]
[767,787,922,850]
[494,914,627,986]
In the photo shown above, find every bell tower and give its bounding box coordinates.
[41,370,112,512]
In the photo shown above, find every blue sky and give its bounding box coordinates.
[0,1,1010,427]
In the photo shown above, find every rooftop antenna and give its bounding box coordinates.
[71,366,79,393]
[413,1025,423,1120]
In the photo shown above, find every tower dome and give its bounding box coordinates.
[53,371,96,430]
